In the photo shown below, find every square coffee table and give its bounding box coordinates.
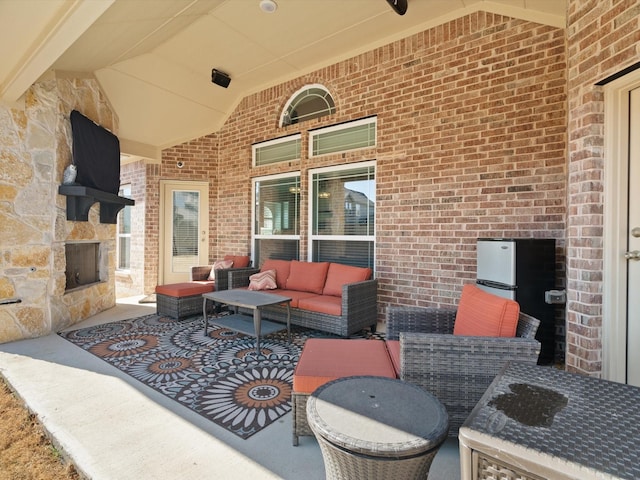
[202,289,291,353]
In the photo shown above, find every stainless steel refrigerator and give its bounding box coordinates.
[476,238,556,364]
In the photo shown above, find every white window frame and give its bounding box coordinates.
[252,172,301,266]
[116,184,132,271]
[252,134,301,167]
[307,161,376,266]
[308,116,377,158]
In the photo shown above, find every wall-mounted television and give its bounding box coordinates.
[70,110,120,194]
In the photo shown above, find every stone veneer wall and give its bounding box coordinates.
[0,73,118,344]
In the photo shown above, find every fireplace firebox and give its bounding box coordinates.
[65,242,101,291]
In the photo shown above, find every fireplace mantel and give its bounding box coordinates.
[58,185,134,224]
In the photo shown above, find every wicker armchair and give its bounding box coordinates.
[386,306,541,437]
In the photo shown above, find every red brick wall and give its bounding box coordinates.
[566,0,640,375]
[153,12,568,349]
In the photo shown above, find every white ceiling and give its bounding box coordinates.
[0,0,566,161]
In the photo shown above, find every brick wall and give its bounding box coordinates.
[153,12,568,355]
[565,0,640,375]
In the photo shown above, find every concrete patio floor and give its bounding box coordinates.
[0,296,458,479]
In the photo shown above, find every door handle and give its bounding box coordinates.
[624,250,640,261]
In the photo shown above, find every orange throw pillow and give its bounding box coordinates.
[453,284,520,337]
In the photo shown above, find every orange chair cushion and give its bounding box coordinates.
[155,282,214,297]
[322,263,372,297]
[293,339,396,394]
[285,261,330,294]
[453,284,520,337]
[261,259,291,289]
[384,340,401,377]
[224,255,250,268]
[297,295,342,316]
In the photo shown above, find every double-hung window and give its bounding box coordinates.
[252,174,301,266]
[309,162,375,268]
[117,184,131,270]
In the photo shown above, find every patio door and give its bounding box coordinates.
[603,70,640,386]
[160,181,209,284]
[626,87,640,386]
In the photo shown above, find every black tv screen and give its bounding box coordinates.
[70,110,120,194]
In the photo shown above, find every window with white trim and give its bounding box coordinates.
[309,116,376,157]
[253,134,301,167]
[280,84,335,127]
[117,184,131,270]
[309,162,375,268]
[252,174,301,266]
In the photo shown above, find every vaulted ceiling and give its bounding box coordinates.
[0,0,566,161]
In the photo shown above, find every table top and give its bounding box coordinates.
[460,361,640,480]
[307,376,449,458]
[203,289,291,309]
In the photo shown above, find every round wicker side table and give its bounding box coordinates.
[307,376,449,480]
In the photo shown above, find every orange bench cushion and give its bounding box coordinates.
[260,259,291,289]
[293,338,396,394]
[286,260,330,294]
[224,255,250,268]
[155,282,214,297]
[297,295,342,316]
[453,284,520,337]
[322,263,372,297]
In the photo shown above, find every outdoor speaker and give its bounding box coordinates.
[211,69,231,88]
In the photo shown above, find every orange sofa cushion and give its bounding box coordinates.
[322,263,372,297]
[453,284,520,337]
[261,259,291,289]
[297,295,342,316]
[285,260,330,294]
[224,255,250,268]
[155,282,214,297]
[293,339,396,394]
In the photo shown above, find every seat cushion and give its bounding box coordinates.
[155,282,214,297]
[293,338,396,394]
[297,295,342,316]
[322,263,372,297]
[453,284,520,337]
[286,260,330,294]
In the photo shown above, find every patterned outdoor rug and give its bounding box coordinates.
[59,313,377,439]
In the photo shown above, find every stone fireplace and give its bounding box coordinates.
[0,72,120,344]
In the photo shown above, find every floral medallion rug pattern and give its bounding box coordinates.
[59,313,373,439]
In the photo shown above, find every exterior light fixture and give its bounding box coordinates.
[259,0,277,13]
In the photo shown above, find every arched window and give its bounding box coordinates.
[280,84,335,127]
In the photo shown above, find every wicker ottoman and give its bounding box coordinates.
[307,376,449,480]
[292,338,397,446]
[155,282,214,319]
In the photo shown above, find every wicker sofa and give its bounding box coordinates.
[227,259,378,337]
[386,306,541,436]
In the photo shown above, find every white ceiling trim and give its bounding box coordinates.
[1,0,114,102]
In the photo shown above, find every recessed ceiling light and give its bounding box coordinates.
[259,0,277,13]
